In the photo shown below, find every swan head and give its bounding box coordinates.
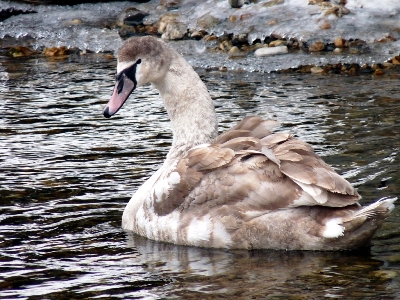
[103,36,172,118]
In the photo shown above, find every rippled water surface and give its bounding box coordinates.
[1,52,400,299]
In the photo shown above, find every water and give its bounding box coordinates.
[0,50,399,298]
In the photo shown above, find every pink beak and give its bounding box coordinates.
[103,74,136,118]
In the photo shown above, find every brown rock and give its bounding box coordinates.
[334,37,345,48]
[158,13,179,34]
[220,40,232,52]
[269,40,286,47]
[319,21,331,30]
[310,66,324,74]
[309,41,325,52]
[42,46,68,57]
[9,46,35,57]
[374,69,384,76]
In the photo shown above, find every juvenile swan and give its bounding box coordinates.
[103,36,396,250]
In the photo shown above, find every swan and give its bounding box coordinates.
[103,36,396,250]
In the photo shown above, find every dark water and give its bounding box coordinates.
[1,53,400,299]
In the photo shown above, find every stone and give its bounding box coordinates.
[262,0,284,8]
[229,46,240,53]
[309,41,325,52]
[9,46,35,57]
[158,13,179,34]
[319,21,331,30]
[311,66,324,74]
[334,37,345,48]
[161,22,187,40]
[254,46,288,57]
[333,47,343,53]
[42,46,68,57]
[220,40,232,52]
[374,69,384,76]
[269,40,286,47]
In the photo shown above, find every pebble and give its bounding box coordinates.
[309,41,325,52]
[229,46,240,53]
[310,66,324,74]
[220,40,232,52]
[254,46,288,57]
[269,40,286,47]
[374,69,384,76]
[9,46,35,57]
[334,37,345,48]
[42,46,68,57]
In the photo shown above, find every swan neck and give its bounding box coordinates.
[153,54,218,158]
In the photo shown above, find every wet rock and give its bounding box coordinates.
[310,66,324,74]
[229,0,243,8]
[374,69,384,76]
[309,41,325,52]
[334,37,345,48]
[229,46,240,53]
[220,40,232,52]
[190,30,205,40]
[319,21,331,30]
[391,56,400,64]
[254,46,288,57]
[269,40,286,47]
[8,46,35,57]
[262,0,284,7]
[158,13,179,34]
[161,22,187,40]
[333,47,343,53]
[42,46,68,57]
[116,7,149,27]
[158,0,182,9]
[204,34,218,42]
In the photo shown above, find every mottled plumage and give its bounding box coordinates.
[103,36,396,250]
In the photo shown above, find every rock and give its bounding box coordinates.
[158,13,179,34]
[254,46,288,57]
[158,0,182,9]
[229,15,237,22]
[269,40,286,47]
[190,30,205,40]
[334,37,345,48]
[311,66,324,74]
[333,47,343,53]
[203,35,218,42]
[319,21,331,30]
[9,46,35,57]
[382,62,393,68]
[262,0,284,8]
[220,40,232,52]
[229,46,240,53]
[309,41,325,52]
[374,69,384,76]
[229,0,243,8]
[116,7,149,27]
[391,56,400,64]
[42,46,68,57]
[161,22,187,40]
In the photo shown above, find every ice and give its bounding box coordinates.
[0,0,399,71]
